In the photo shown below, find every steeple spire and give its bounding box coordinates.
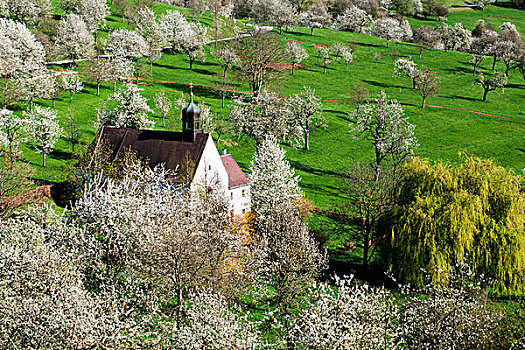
[182,82,202,142]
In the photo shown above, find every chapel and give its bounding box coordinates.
[92,88,251,219]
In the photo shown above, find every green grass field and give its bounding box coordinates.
[16,1,525,214]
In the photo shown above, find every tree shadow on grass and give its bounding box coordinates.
[507,83,525,89]
[50,149,74,161]
[443,94,479,102]
[288,160,343,177]
[362,79,405,89]
[442,66,472,74]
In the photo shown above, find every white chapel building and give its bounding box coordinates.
[95,91,251,219]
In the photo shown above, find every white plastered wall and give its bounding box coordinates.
[191,134,229,195]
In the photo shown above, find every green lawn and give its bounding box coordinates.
[408,2,525,38]
[17,1,525,213]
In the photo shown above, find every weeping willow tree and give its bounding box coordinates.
[389,156,525,295]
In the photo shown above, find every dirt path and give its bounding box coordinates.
[425,104,516,122]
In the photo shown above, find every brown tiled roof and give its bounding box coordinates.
[220,154,249,189]
[95,127,208,181]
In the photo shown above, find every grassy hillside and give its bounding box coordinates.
[16,1,525,212]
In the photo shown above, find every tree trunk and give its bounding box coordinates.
[279,25,282,35]
[42,153,46,167]
[422,96,426,108]
[189,58,193,71]
[150,56,153,73]
[70,92,73,103]
[53,98,56,108]
[412,77,416,89]
[387,39,390,48]
[291,62,295,76]
[162,115,165,128]
[505,64,510,77]
[223,66,228,78]
[114,80,117,91]
[310,27,314,36]
[492,56,497,70]
[363,228,369,268]
[482,89,488,101]
[97,81,100,96]
[30,98,34,113]
[323,62,326,73]
[222,91,225,107]
[304,131,309,150]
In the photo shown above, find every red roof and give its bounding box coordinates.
[220,154,249,189]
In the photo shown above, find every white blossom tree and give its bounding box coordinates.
[289,276,401,349]
[55,14,95,62]
[162,288,261,349]
[493,40,521,77]
[0,18,45,107]
[21,69,55,113]
[153,89,171,127]
[98,83,153,129]
[350,90,418,180]
[73,0,109,46]
[475,71,507,102]
[370,17,406,47]
[334,6,371,33]
[23,106,63,167]
[108,56,135,91]
[341,48,353,70]
[0,209,106,349]
[287,86,325,150]
[284,41,308,76]
[255,201,327,347]
[135,7,167,73]
[248,135,303,217]
[299,1,331,36]
[0,0,51,25]
[61,74,84,103]
[176,22,208,71]
[446,22,472,52]
[393,57,418,89]
[160,9,190,52]
[254,0,297,35]
[400,262,502,350]
[104,28,149,60]
[0,108,24,168]
[229,91,293,145]
[317,46,331,73]
[216,47,239,78]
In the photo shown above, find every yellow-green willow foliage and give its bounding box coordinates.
[389,156,525,295]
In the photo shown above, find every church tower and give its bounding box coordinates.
[182,83,202,142]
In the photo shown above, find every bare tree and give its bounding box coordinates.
[348,82,369,117]
[340,162,396,267]
[415,69,440,108]
[233,31,284,97]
